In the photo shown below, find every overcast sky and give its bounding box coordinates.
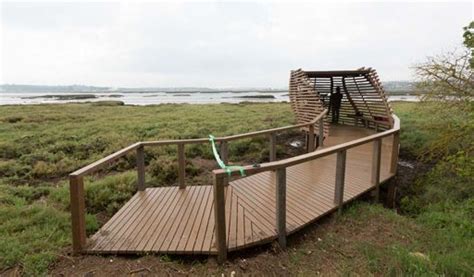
[1,1,472,88]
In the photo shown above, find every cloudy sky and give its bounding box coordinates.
[1,1,472,88]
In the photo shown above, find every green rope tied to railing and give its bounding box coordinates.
[209,135,246,177]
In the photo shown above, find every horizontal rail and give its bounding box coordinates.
[70,142,142,177]
[212,114,399,178]
[70,110,328,178]
[142,110,328,146]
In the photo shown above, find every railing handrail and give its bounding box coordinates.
[142,109,327,145]
[69,110,328,178]
[212,114,400,178]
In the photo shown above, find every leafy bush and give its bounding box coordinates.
[149,156,203,185]
[85,171,137,215]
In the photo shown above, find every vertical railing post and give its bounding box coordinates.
[70,175,86,254]
[372,138,382,201]
[219,141,229,185]
[213,174,227,263]
[307,123,315,152]
[318,118,324,147]
[220,141,228,164]
[178,143,185,189]
[334,150,347,214]
[390,132,400,175]
[136,145,145,191]
[269,133,276,162]
[275,168,287,249]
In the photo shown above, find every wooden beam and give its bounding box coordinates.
[275,168,287,249]
[390,132,400,175]
[342,77,360,122]
[219,141,229,185]
[269,133,276,162]
[142,110,326,147]
[70,175,86,254]
[353,76,373,118]
[136,146,145,191]
[372,138,382,202]
[178,143,185,189]
[71,142,142,177]
[334,150,347,213]
[213,174,227,263]
[307,124,315,152]
[220,141,228,164]
[318,118,324,147]
[305,70,371,78]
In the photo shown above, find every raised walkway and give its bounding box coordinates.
[69,113,400,263]
[82,124,396,253]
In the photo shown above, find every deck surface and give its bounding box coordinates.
[85,125,394,254]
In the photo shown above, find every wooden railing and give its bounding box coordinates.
[211,114,400,263]
[69,110,328,253]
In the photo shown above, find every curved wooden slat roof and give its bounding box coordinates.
[289,69,330,137]
[289,68,393,129]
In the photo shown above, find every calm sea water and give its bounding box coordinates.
[0,91,419,105]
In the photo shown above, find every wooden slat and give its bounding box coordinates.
[334,150,347,213]
[178,144,186,189]
[70,176,86,253]
[213,175,227,263]
[275,168,287,248]
[136,146,145,191]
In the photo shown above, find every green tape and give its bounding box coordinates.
[209,135,246,176]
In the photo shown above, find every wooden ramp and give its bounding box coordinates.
[84,125,395,255]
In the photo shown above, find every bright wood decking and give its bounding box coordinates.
[85,125,395,255]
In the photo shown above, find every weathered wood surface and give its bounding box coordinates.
[289,68,393,130]
[85,125,396,255]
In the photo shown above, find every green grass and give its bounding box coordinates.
[0,102,472,275]
[392,101,474,275]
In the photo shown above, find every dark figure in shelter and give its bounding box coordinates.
[330,86,343,123]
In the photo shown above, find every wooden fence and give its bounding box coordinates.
[69,110,328,253]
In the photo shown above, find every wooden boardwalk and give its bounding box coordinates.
[85,125,395,255]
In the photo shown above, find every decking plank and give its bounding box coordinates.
[141,187,187,252]
[164,186,202,252]
[111,188,170,252]
[92,189,160,252]
[134,187,181,251]
[151,187,195,252]
[124,187,176,251]
[87,191,143,250]
[249,173,314,224]
[176,185,207,252]
[193,187,215,254]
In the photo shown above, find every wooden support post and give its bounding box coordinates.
[372,139,382,202]
[219,141,229,185]
[318,118,324,147]
[178,143,185,189]
[213,174,227,263]
[220,141,228,164]
[136,145,145,191]
[70,175,86,254]
[269,133,276,162]
[307,123,315,153]
[334,150,347,213]
[275,168,287,249]
[390,132,400,175]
